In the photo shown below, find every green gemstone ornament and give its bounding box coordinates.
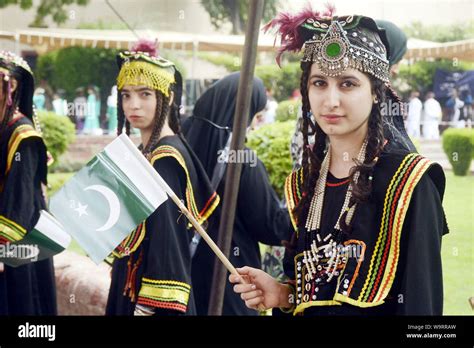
[326,42,341,57]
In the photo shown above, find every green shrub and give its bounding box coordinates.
[279,62,301,101]
[470,130,474,159]
[275,100,301,122]
[442,128,473,176]
[246,121,295,197]
[255,62,301,102]
[38,111,76,168]
[254,64,280,91]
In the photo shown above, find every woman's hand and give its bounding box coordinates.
[229,266,292,311]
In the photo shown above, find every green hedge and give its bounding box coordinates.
[246,120,295,197]
[254,62,300,102]
[38,111,76,168]
[275,100,301,122]
[442,128,474,176]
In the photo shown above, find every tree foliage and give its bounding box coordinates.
[35,47,119,108]
[403,20,474,43]
[0,0,89,27]
[201,0,279,34]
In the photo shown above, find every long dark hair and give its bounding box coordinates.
[0,63,23,136]
[294,61,386,236]
[116,88,181,158]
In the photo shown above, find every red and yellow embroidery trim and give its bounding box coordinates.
[137,278,191,313]
[150,145,219,225]
[6,124,42,174]
[113,222,146,258]
[284,168,304,232]
[358,154,432,304]
[0,215,27,244]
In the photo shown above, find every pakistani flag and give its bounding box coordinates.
[0,210,71,267]
[49,134,168,264]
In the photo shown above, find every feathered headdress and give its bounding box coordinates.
[263,4,391,82]
[263,4,336,66]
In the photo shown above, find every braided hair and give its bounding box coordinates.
[117,88,181,159]
[295,61,386,236]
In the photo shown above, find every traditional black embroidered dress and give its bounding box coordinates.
[0,114,57,315]
[282,146,448,315]
[106,135,219,315]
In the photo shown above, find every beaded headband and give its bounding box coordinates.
[0,50,33,75]
[264,7,391,83]
[0,51,34,109]
[116,49,176,97]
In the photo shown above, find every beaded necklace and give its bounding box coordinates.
[302,139,368,281]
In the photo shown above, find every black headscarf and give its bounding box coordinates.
[183,72,267,177]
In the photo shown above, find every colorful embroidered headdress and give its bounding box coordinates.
[264,5,391,83]
[116,39,177,98]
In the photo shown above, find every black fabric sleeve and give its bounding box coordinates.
[237,158,292,245]
[0,138,46,243]
[394,169,446,315]
[136,156,193,315]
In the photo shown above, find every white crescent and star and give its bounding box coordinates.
[74,202,88,217]
[82,185,121,232]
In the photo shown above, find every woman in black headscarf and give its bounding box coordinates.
[183,72,291,315]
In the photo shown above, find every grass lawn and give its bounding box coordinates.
[441,171,474,315]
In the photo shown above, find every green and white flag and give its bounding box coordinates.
[0,210,71,267]
[49,134,168,264]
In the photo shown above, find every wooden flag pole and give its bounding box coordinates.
[155,173,266,311]
[208,0,265,315]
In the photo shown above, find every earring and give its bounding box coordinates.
[373,97,379,104]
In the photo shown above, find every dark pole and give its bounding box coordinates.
[207,0,265,316]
